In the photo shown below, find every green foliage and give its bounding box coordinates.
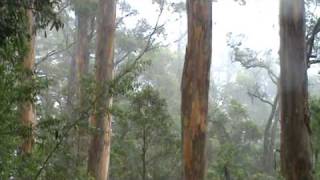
[228,99,248,120]
[142,48,183,122]
[16,2,172,178]
[0,66,51,178]
[0,0,62,178]
[310,97,320,179]
[0,0,63,42]
[0,0,295,179]
[311,97,320,152]
[207,100,265,179]
[72,0,98,15]
[110,85,181,180]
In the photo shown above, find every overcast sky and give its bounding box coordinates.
[127,0,320,79]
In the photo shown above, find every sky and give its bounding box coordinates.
[128,0,279,49]
[127,0,279,71]
[127,0,320,80]
[211,0,280,84]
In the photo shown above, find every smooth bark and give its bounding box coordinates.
[87,0,116,179]
[181,0,212,179]
[279,0,313,179]
[20,9,36,155]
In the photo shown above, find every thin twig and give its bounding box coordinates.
[247,90,273,107]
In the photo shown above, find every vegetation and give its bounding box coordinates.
[1,0,320,180]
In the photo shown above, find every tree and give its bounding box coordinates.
[87,0,116,179]
[0,0,62,178]
[227,43,279,175]
[20,9,36,155]
[73,0,96,110]
[181,0,212,179]
[71,0,96,169]
[310,98,320,179]
[110,85,180,180]
[29,1,168,177]
[207,100,264,179]
[279,0,313,179]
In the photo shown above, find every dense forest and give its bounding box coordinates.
[2,0,320,179]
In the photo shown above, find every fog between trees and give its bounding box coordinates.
[1,0,320,179]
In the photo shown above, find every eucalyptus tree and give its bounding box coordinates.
[181,0,212,179]
[279,0,313,179]
[87,0,116,179]
[0,0,62,178]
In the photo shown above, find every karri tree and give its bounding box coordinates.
[279,0,313,179]
[87,0,116,179]
[181,0,212,179]
[20,9,36,155]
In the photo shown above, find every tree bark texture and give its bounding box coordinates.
[20,9,36,155]
[87,0,116,179]
[279,0,313,179]
[181,0,212,180]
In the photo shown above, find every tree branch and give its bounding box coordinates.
[116,11,136,27]
[35,42,75,67]
[232,48,279,85]
[114,51,133,67]
[247,89,273,107]
[306,18,320,65]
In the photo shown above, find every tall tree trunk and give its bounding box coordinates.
[67,9,92,114]
[223,166,231,180]
[20,9,36,155]
[87,0,116,179]
[279,0,313,179]
[74,7,91,165]
[75,9,90,110]
[262,93,279,174]
[142,126,147,180]
[271,108,279,167]
[181,0,212,180]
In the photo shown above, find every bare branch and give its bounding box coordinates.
[232,48,279,85]
[152,30,187,49]
[35,42,75,67]
[267,69,278,85]
[306,18,320,65]
[247,89,273,107]
[33,105,92,179]
[116,11,136,27]
[309,59,320,65]
[114,51,133,67]
[88,11,137,41]
[33,118,79,180]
